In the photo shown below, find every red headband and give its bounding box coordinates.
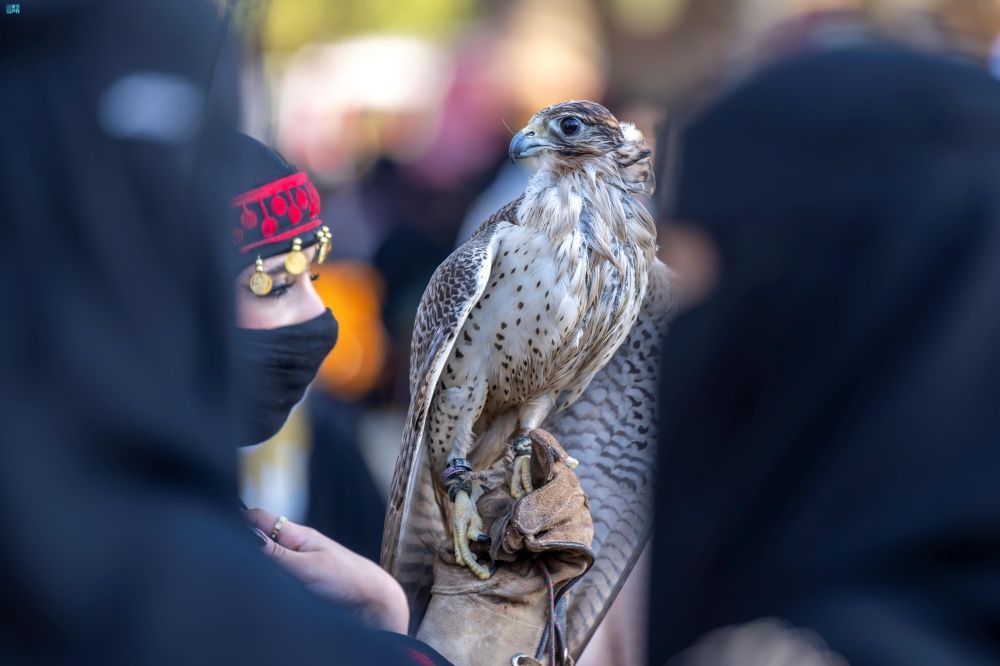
[230,172,322,254]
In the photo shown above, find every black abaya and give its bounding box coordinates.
[649,44,1000,665]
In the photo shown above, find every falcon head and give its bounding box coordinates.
[509,100,654,193]
[509,100,628,161]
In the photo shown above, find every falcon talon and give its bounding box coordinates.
[510,453,533,499]
[519,455,533,495]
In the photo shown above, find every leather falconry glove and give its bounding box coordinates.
[416,429,594,666]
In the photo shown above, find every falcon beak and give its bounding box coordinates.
[509,126,553,162]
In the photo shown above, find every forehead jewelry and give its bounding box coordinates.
[284,237,308,275]
[315,226,332,265]
[249,255,273,296]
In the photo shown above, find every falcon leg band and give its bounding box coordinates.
[442,458,473,501]
[512,435,532,455]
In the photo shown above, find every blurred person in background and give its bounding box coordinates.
[648,24,1000,666]
[0,1,449,662]
[730,0,1000,71]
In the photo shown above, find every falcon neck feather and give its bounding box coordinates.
[516,122,657,270]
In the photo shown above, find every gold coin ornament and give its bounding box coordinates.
[315,226,332,265]
[250,256,273,296]
[284,237,308,275]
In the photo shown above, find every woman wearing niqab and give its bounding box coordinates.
[648,39,1000,665]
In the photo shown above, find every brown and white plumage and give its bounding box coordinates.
[381,101,668,643]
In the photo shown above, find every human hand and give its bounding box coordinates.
[246,508,409,634]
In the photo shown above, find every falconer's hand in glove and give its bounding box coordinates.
[417,429,594,666]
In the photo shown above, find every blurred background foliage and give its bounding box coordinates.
[264,0,477,49]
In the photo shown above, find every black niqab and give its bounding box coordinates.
[649,45,1000,665]
[232,308,339,446]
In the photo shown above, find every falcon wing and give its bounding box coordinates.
[546,259,675,659]
[381,200,519,631]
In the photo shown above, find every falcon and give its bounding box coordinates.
[384,101,658,582]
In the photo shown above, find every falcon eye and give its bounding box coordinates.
[559,116,582,137]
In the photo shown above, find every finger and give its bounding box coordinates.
[256,535,319,583]
[253,532,334,590]
[245,508,323,552]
